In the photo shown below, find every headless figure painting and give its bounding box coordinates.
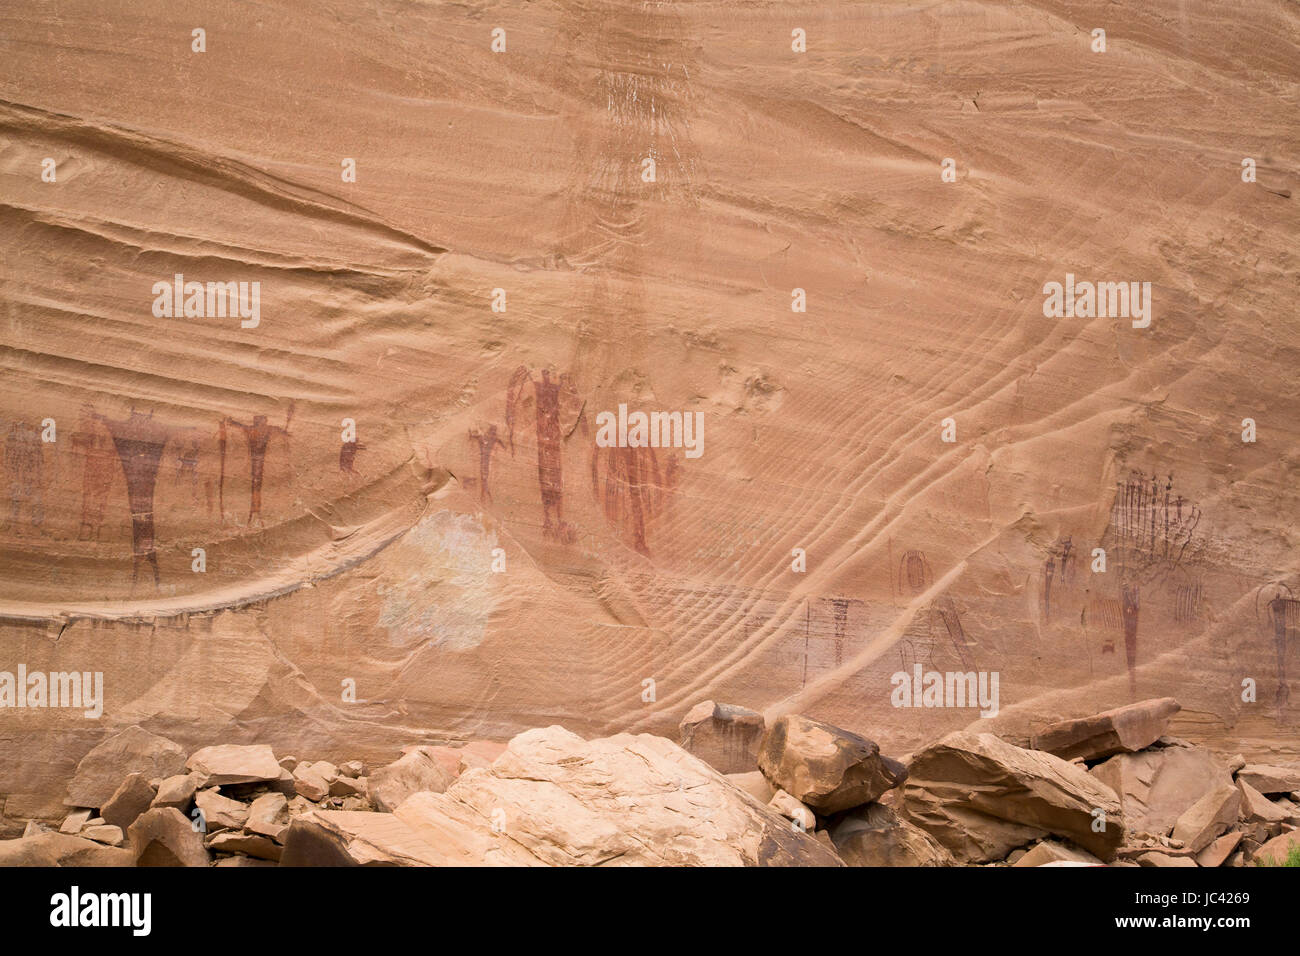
[506,367,584,543]
[91,407,176,586]
[221,406,293,528]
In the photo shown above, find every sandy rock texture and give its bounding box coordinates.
[0,1,1298,812]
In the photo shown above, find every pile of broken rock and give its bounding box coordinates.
[669,697,1299,867]
[1,697,1296,866]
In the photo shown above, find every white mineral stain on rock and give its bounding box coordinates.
[375,511,498,651]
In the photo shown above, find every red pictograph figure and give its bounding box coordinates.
[71,407,116,540]
[590,442,678,556]
[1121,584,1140,695]
[3,419,45,532]
[1258,584,1299,707]
[174,434,202,504]
[467,425,505,504]
[506,367,584,543]
[931,596,977,670]
[898,550,932,595]
[221,405,293,527]
[91,407,176,586]
[339,438,365,476]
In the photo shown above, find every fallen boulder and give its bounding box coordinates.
[100,773,157,832]
[1090,745,1231,835]
[292,763,331,802]
[1196,831,1243,867]
[65,726,186,809]
[194,789,249,832]
[443,726,843,866]
[128,808,211,867]
[186,744,282,787]
[1238,779,1289,832]
[1237,764,1300,795]
[757,714,906,814]
[1031,698,1180,762]
[679,700,766,774]
[1137,851,1198,867]
[151,774,199,812]
[81,825,124,847]
[1170,785,1240,853]
[245,792,289,842]
[900,731,1124,862]
[367,749,455,812]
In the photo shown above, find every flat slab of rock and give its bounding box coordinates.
[394,791,546,866]
[1171,785,1240,853]
[128,808,211,867]
[194,789,250,832]
[1031,698,1180,762]
[1237,764,1300,795]
[81,825,124,847]
[830,802,952,867]
[59,809,92,834]
[280,811,447,866]
[186,744,282,787]
[679,700,766,774]
[900,731,1124,863]
[1091,746,1231,835]
[758,714,906,815]
[65,726,187,808]
[1137,850,1198,867]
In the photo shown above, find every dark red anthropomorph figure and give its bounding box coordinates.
[222,404,293,527]
[506,367,583,543]
[91,407,176,586]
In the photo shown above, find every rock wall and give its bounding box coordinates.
[1,0,1298,810]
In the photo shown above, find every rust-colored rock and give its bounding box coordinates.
[900,731,1124,862]
[679,700,766,774]
[1031,698,1181,762]
[128,808,211,867]
[758,714,906,815]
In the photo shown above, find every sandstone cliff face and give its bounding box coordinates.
[1,1,1298,810]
